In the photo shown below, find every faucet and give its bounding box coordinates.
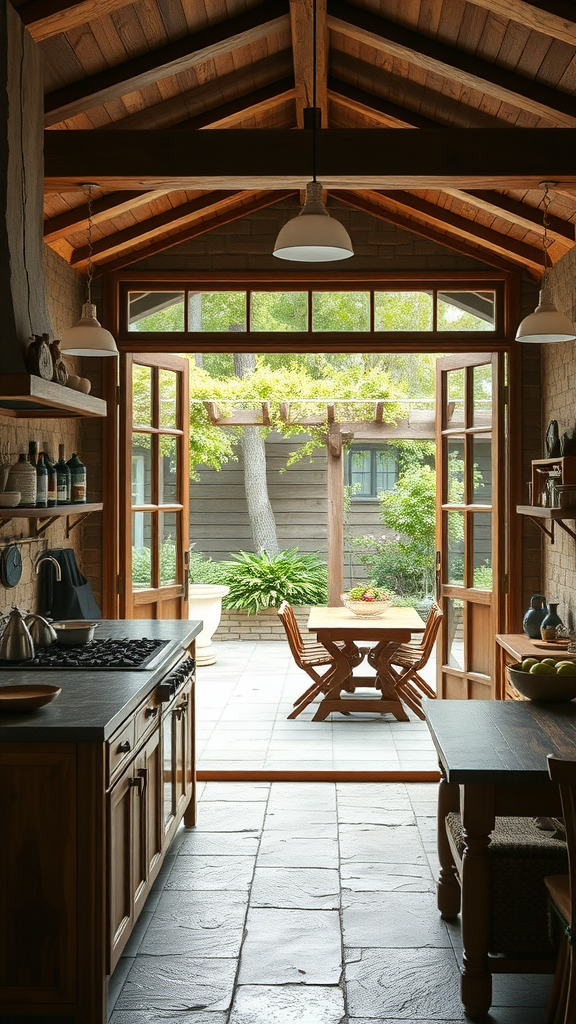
[35,554,62,581]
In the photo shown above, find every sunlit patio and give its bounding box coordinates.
[196,640,439,776]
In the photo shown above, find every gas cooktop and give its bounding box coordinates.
[1,637,172,670]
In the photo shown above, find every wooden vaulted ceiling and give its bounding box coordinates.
[15,0,576,279]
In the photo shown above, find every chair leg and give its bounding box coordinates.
[411,671,436,699]
[395,681,426,720]
[546,930,568,1024]
[563,943,576,1024]
[292,680,319,707]
[287,684,324,719]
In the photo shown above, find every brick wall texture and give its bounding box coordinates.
[213,605,313,642]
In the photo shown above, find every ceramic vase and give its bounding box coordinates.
[540,602,563,642]
[522,595,548,639]
[188,584,230,665]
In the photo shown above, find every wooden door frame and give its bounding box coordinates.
[101,268,524,630]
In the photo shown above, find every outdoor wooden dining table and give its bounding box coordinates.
[307,605,425,721]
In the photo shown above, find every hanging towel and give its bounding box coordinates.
[38,548,101,621]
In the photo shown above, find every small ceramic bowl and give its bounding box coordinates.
[52,620,99,645]
[0,491,21,508]
[507,664,576,702]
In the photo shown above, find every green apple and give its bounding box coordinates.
[556,662,576,676]
[530,662,556,675]
[542,658,558,666]
[521,658,539,671]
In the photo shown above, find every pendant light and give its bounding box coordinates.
[273,1,353,262]
[60,184,118,356]
[516,182,576,344]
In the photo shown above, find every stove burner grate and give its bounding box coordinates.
[1,637,171,670]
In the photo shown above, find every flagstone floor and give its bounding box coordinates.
[196,641,439,774]
[108,780,553,1023]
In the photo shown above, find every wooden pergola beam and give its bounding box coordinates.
[16,0,131,41]
[290,0,328,128]
[44,0,290,126]
[43,127,576,191]
[464,0,576,46]
[327,0,576,126]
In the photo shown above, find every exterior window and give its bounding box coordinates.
[346,446,398,498]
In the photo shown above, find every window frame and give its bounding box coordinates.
[345,444,400,501]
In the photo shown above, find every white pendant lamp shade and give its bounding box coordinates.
[515,283,576,345]
[273,182,354,262]
[59,302,119,356]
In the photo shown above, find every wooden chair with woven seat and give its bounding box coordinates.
[545,755,576,1024]
[386,601,442,719]
[278,601,364,719]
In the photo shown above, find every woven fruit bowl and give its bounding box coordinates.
[507,663,576,702]
[341,593,393,618]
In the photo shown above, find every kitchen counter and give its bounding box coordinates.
[0,618,202,741]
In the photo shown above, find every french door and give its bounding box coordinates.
[435,352,507,699]
[119,353,190,619]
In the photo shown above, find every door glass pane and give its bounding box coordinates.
[132,436,152,505]
[446,369,465,428]
[160,512,178,587]
[312,292,370,332]
[472,512,492,590]
[163,714,173,826]
[159,370,177,428]
[473,364,492,426]
[447,437,465,504]
[447,512,465,586]
[251,292,308,332]
[132,364,152,427]
[129,291,184,331]
[374,291,433,331]
[132,512,152,590]
[159,436,178,504]
[473,435,492,504]
[349,450,371,495]
[437,291,495,331]
[446,598,464,669]
[188,291,246,332]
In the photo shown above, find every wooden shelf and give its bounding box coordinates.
[517,504,576,543]
[0,375,107,418]
[0,502,103,537]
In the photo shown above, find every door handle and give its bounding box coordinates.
[435,550,442,602]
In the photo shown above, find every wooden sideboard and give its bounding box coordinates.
[496,633,575,700]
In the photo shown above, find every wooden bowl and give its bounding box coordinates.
[507,664,576,702]
[0,683,61,711]
[342,595,392,618]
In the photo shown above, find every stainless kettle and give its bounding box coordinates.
[25,613,57,649]
[0,607,35,661]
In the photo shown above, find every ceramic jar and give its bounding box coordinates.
[7,454,37,507]
[540,602,563,642]
[523,594,548,639]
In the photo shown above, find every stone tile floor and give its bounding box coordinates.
[108,781,553,1024]
[196,642,439,774]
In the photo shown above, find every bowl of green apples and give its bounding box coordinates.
[507,656,576,701]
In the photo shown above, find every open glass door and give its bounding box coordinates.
[119,353,190,619]
[435,352,506,699]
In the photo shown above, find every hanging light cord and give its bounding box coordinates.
[312,0,317,183]
[84,183,95,306]
[541,182,553,279]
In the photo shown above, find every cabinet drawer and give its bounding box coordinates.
[107,719,136,783]
[135,691,161,743]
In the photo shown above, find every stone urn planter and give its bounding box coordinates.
[188,584,230,665]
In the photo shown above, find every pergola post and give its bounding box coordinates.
[327,422,344,605]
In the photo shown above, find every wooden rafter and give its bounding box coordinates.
[174,81,296,131]
[328,79,441,129]
[90,191,298,276]
[290,0,328,128]
[463,0,576,46]
[327,0,576,127]
[43,189,172,241]
[16,0,131,41]
[441,188,575,244]
[44,0,290,127]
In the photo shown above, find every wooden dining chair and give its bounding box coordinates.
[278,601,363,719]
[545,755,576,1024]
[387,601,442,719]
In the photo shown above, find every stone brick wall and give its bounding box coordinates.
[540,245,576,631]
[214,605,313,642]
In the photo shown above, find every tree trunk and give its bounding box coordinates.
[233,353,279,556]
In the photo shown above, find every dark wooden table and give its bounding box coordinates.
[424,698,576,1016]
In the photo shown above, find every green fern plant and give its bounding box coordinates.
[223,548,328,615]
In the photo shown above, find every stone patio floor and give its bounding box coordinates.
[196,641,439,775]
[108,780,553,1023]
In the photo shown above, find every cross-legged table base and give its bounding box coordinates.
[310,639,410,722]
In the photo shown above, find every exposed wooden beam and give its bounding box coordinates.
[106,53,294,130]
[442,188,575,243]
[174,80,295,131]
[44,0,290,126]
[69,190,242,266]
[90,191,297,275]
[331,189,532,277]
[290,0,328,127]
[328,78,441,129]
[43,127,576,191]
[43,189,172,241]
[327,0,576,126]
[16,0,131,42]
[369,190,546,273]
[464,0,576,47]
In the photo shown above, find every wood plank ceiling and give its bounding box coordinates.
[14,0,576,279]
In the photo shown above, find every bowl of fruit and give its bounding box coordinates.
[507,657,576,701]
[341,585,393,618]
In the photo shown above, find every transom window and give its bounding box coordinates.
[346,446,399,498]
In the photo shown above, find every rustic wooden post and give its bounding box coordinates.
[327,422,344,605]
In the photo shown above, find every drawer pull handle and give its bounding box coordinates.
[145,706,158,718]
[117,740,131,754]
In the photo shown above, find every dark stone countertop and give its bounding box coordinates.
[0,620,202,743]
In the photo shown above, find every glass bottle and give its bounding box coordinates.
[42,445,57,507]
[67,452,86,504]
[56,444,71,504]
[28,440,39,467]
[36,453,48,508]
